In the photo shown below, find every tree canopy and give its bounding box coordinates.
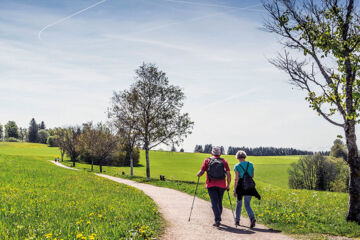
[110,63,194,179]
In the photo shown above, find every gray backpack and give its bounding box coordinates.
[208,157,226,180]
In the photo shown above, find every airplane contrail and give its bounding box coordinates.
[38,0,107,40]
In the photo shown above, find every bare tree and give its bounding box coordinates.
[55,128,67,161]
[108,88,140,176]
[264,0,360,223]
[111,63,194,179]
[62,127,81,167]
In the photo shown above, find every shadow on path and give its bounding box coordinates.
[238,224,282,233]
[217,224,255,234]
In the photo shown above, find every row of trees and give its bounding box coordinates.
[0,119,48,143]
[227,146,324,156]
[194,144,324,156]
[194,144,225,154]
[53,123,140,172]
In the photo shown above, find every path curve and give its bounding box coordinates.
[51,161,292,240]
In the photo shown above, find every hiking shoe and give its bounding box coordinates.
[235,221,240,226]
[213,221,220,227]
[250,219,256,229]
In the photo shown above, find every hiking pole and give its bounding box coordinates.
[188,176,200,222]
[227,189,236,226]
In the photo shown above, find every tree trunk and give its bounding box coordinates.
[146,148,150,180]
[72,159,75,167]
[345,120,360,223]
[61,150,64,162]
[91,159,94,172]
[100,162,102,173]
[130,150,134,177]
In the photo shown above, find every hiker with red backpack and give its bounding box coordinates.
[233,150,260,228]
[197,146,231,227]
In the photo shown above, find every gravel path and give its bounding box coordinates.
[51,161,293,240]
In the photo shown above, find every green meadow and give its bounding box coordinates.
[1,142,359,239]
[66,150,360,238]
[0,143,162,240]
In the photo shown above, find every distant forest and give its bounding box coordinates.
[194,144,329,156]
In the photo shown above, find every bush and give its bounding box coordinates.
[47,136,58,147]
[330,158,349,192]
[6,137,19,142]
[80,145,140,167]
[289,154,349,192]
[112,147,140,166]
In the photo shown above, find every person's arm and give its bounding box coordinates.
[226,171,231,190]
[233,171,239,197]
[197,170,205,177]
[198,159,208,177]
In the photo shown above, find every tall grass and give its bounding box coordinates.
[0,143,162,239]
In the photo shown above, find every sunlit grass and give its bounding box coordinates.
[66,150,360,238]
[0,142,162,239]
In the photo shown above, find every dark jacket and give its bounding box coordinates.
[236,178,261,200]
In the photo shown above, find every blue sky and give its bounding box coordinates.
[0,0,343,152]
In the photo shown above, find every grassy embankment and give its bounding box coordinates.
[65,150,360,238]
[0,142,162,240]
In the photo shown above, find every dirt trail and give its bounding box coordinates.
[51,161,293,240]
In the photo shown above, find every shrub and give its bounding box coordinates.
[6,137,19,142]
[38,129,49,144]
[289,154,349,192]
[80,145,140,167]
[112,147,140,166]
[47,136,58,147]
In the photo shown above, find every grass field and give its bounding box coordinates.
[0,142,162,240]
[65,150,360,238]
[69,151,297,188]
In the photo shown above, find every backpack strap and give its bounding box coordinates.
[239,162,250,176]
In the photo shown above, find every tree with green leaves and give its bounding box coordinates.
[111,63,194,179]
[0,124,3,141]
[79,122,118,173]
[54,128,66,161]
[264,0,360,223]
[330,138,348,160]
[194,145,203,153]
[18,128,28,142]
[38,129,49,144]
[39,121,46,130]
[5,121,19,139]
[28,118,39,143]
